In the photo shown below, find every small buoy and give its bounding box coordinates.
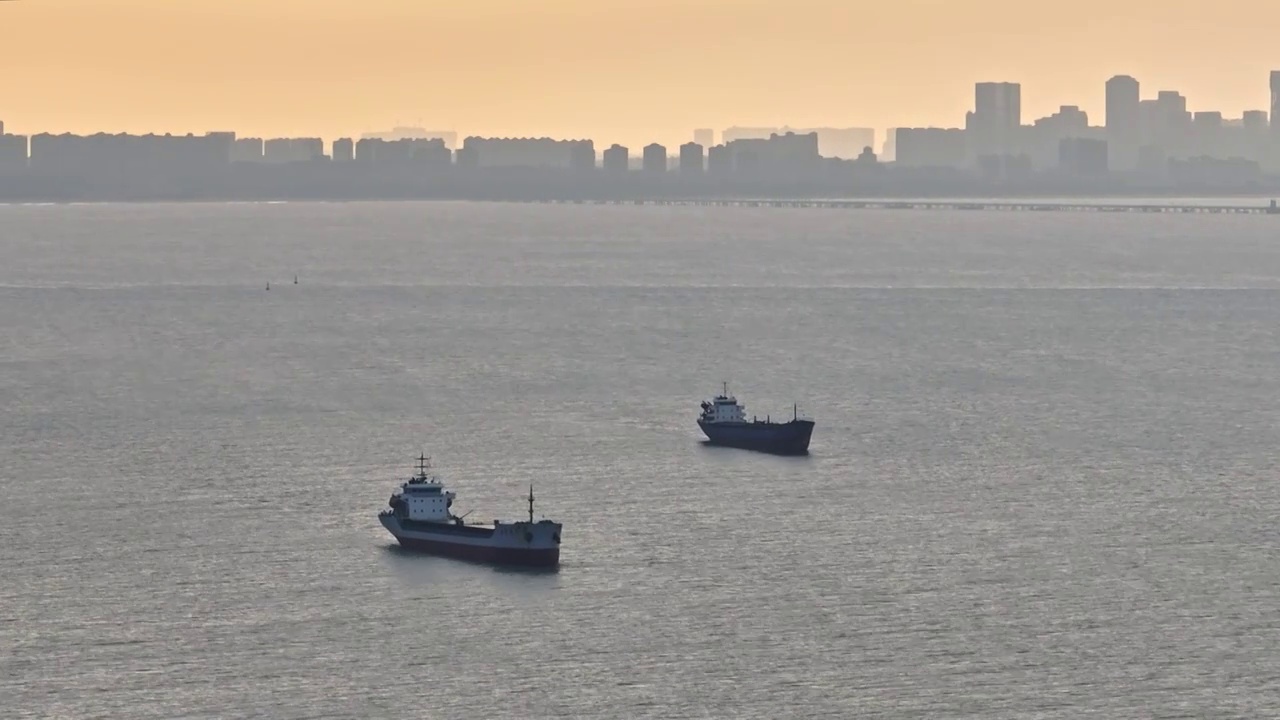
[266,282,270,291]
[293,275,298,284]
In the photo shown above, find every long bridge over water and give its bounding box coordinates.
[539,198,1280,215]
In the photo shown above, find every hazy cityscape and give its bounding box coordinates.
[3,71,1280,201]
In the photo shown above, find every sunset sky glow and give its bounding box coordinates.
[2,0,1278,148]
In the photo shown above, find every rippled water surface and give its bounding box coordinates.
[3,202,1280,718]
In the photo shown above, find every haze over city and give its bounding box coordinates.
[4,0,1280,148]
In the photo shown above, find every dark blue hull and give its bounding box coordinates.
[698,419,815,455]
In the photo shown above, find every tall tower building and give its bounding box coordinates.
[975,82,1021,128]
[1105,75,1140,171]
[679,142,705,173]
[971,82,1021,159]
[642,143,667,173]
[1271,71,1280,134]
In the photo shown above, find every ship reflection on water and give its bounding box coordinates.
[382,543,563,583]
[697,439,815,459]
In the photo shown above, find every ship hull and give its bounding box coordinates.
[393,535,560,566]
[698,419,815,455]
[380,514,560,568]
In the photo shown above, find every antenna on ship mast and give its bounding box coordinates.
[528,484,535,523]
[722,381,728,397]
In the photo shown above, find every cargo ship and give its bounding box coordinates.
[379,455,561,567]
[697,384,814,455]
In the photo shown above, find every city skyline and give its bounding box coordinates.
[3,0,1280,149]
[5,70,1278,164]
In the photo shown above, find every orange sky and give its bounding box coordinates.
[1,0,1277,148]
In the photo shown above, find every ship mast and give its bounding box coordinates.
[528,484,535,523]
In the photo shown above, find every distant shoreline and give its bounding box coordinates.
[4,160,1280,206]
[2,194,1278,210]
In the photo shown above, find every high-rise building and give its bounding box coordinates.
[602,144,628,174]
[1152,90,1191,155]
[722,132,821,177]
[894,128,967,168]
[642,143,667,173]
[262,138,324,163]
[0,132,27,169]
[707,144,732,176]
[789,127,875,159]
[1190,112,1225,158]
[721,126,873,158]
[332,138,354,162]
[679,142,704,173]
[361,127,458,150]
[457,137,592,169]
[1156,90,1187,116]
[1243,110,1268,132]
[1105,75,1141,171]
[1023,106,1092,170]
[1271,71,1280,134]
[721,127,777,143]
[881,129,897,162]
[693,128,714,148]
[570,142,596,172]
[1105,75,1140,130]
[231,137,264,163]
[970,82,1021,159]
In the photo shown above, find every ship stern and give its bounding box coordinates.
[495,520,561,567]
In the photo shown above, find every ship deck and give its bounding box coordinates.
[396,518,497,538]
